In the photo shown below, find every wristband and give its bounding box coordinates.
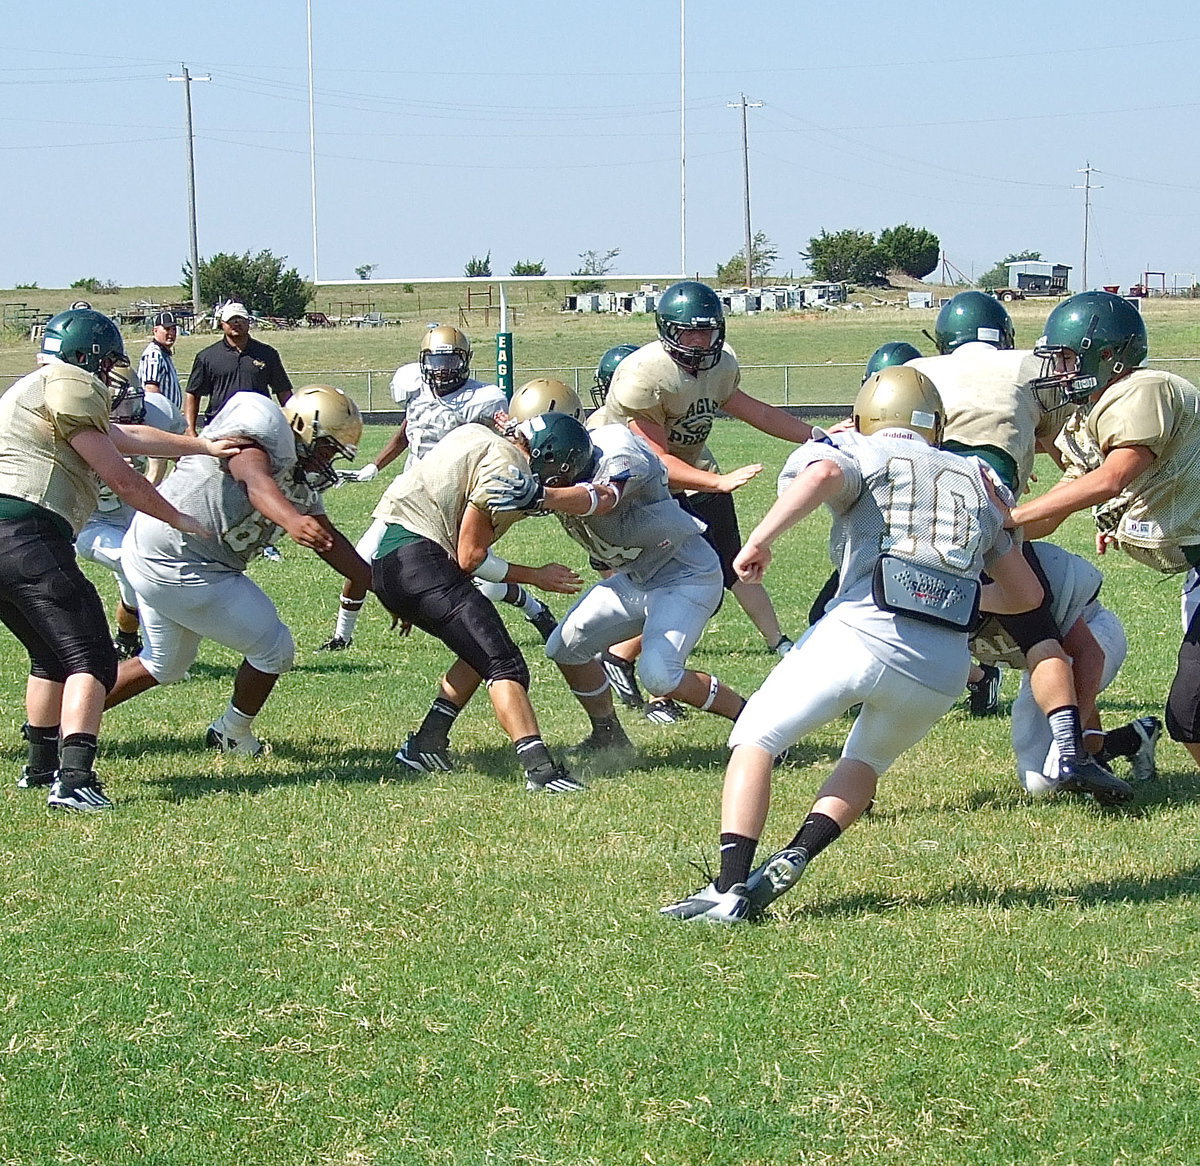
[474,549,510,583]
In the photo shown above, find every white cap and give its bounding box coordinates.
[219,302,250,323]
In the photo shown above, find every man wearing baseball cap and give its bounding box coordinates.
[183,302,294,435]
[137,311,184,411]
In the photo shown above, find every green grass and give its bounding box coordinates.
[1,424,1198,1164]
[7,284,1200,411]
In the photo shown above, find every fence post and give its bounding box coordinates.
[366,370,373,412]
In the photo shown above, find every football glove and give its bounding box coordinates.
[484,466,546,512]
[346,462,380,483]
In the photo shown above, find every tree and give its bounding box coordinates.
[510,259,547,276]
[802,229,888,285]
[355,263,378,281]
[878,224,940,280]
[182,250,313,320]
[570,247,620,293]
[715,232,779,286]
[71,277,120,295]
[464,252,492,278]
[978,250,1042,291]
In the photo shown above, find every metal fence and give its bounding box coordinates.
[8,358,1200,414]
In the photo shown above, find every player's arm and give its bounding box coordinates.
[111,425,242,461]
[68,429,212,537]
[627,417,762,494]
[227,446,333,552]
[1009,446,1154,531]
[979,543,1045,615]
[722,388,813,444]
[540,479,621,517]
[734,458,845,583]
[349,422,408,483]
[310,514,373,591]
[457,504,581,595]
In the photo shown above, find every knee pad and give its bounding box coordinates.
[484,651,530,689]
[637,650,686,699]
[244,620,296,677]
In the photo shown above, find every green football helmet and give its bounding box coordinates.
[1032,291,1147,409]
[655,281,726,372]
[592,343,639,407]
[932,291,1014,354]
[518,411,597,488]
[40,308,127,376]
[863,341,922,384]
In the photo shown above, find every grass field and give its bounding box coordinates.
[6,283,1200,410]
[1,413,1198,1164]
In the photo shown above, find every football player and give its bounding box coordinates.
[318,327,557,649]
[1010,290,1200,768]
[904,292,1107,757]
[591,343,639,408]
[76,365,187,661]
[368,418,590,792]
[105,386,371,758]
[971,541,1160,792]
[662,367,1131,923]
[590,280,809,658]
[1,307,240,811]
[485,412,754,759]
[862,340,922,383]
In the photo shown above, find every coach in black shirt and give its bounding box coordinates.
[183,302,294,434]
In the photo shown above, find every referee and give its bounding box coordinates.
[136,310,183,410]
[183,302,294,435]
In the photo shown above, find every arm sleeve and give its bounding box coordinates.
[187,352,209,398]
[269,349,295,399]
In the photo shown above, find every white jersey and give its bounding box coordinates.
[781,428,1012,696]
[389,363,507,466]
[87,394,186,531]
[554,424,708,586]
[124,392,324,583]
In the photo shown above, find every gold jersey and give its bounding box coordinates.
[372,424,528,557]
[1079,368,1200,573]
[588,340,739,473]
[907,345,1067,495]
[0,361,110,535]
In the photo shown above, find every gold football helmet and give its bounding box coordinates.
[508,378,584,423]
[285,384,364,489]
[853,366,944,445]
[419,324,472,395]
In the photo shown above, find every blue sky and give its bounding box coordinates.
[3,1,1198,292]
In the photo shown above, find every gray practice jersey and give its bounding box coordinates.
[124,392,324,582]
[781,428,1013,696]
[389,363,507,466]
[554,423,708,586]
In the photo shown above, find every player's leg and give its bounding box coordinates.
[317,518,386,651]
[1167,577,1200,768]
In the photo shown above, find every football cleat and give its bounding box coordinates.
[660,881,749,923]
[601,651,645,710]
[967,664,1002,717]
[524,761,585,793]
[17,765,56,789]
[315,634,353,652]
[113,630,143,660]
[568,724,636,771]
[644,698,688,725]
[1127,716,1162,782]
[1051,756,1134,807]
[47,769,112,813]
[395,734,453,773]
[205,721,269,757]
[527,603,558,644]
[744,848,809,914]
[261,545,283,562]
[771,636,794,658]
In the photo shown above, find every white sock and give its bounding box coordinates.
[220,703,256,738]
[335,599,364,641]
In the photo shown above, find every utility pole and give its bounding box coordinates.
[168,64,210,324]
[728,94,762,288]
[1075,161,1102,292]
